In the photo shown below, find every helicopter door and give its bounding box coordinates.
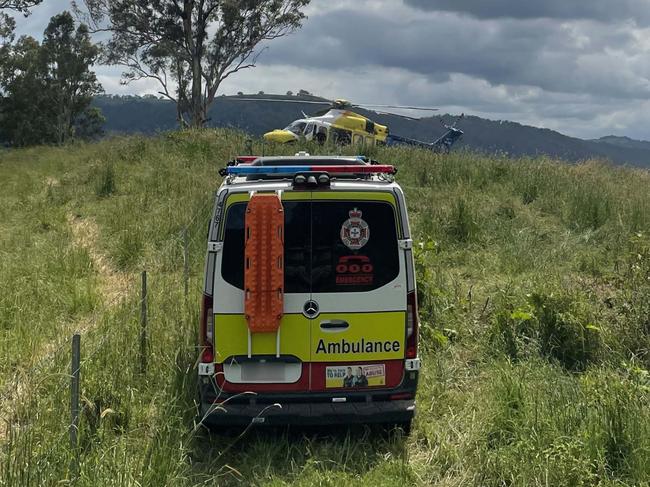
[304,123,315,140]
[316,126,328,144]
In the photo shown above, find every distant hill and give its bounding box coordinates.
[92,94,650,168]
[592,135,650,152]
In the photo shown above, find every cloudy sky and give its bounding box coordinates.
[11,0,650,139]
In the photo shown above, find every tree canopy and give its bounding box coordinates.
[0,11,104,145]
[77,0,310,128]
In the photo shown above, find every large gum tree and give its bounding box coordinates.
[76,0,310,127]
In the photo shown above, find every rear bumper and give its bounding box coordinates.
[198,361,420,427]
[199,399,415,426]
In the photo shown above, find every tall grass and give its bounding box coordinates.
[0,131,648,486]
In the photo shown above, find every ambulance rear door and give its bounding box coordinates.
[307,192,407,392]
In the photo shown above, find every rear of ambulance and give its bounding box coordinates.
[197,177,420,428]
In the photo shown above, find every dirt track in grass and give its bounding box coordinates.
[0,212,134,442]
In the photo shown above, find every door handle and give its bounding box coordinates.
[320,320,349,330]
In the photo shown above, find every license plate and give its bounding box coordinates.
[325,364,385,389]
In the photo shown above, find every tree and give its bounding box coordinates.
[0,12,104,145]
[76,0,310,128]
[74,105,105,139]
[0,36,51,145]
[286,90,293,96]
[0,12,14,61]
[42,11,103,143]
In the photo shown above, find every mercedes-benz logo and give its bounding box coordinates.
[303,300,320,318]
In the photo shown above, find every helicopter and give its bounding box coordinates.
[231,96,465,153]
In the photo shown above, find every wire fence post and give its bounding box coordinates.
[140,270,147,374]
[183,227,189,298]
[70,333,80,478]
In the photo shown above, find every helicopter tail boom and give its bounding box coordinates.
[385,134,435,149]
[385,115,464,153]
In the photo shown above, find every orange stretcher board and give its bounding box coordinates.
[244,193,284,335]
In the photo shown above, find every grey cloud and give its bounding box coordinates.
[10,0,650,140]
[404,0,650,25]
[260,8,649,100]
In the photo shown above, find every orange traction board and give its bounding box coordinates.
[244,193,284,333]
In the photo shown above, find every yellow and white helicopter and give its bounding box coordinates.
[232,96,465,153]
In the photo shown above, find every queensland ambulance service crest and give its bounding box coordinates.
[340,208,369,250]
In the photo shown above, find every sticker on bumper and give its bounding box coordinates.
[325,364,385,388]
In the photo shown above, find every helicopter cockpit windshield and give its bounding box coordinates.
[284,121,307,135]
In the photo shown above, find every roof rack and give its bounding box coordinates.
[219,155,396,177]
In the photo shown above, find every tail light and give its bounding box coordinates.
[389,392,413,400]
[406,290,419,359]
[199,293,214,363]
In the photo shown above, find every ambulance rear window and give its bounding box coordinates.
[221,201,311,293]
[220,199,400,293]
[311,200,399,293]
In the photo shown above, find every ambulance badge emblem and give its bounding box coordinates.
[340,208,369,250]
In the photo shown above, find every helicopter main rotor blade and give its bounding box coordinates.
[227,97,332,105]
[372,110,421,121]
[353,103,439,112]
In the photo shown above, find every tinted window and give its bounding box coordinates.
[311,201,399,293]
[221,201,311,292]
[221,200,399,294]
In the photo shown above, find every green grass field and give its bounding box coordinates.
[0,130,648,486]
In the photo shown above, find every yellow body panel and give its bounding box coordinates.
[311,312,406,362]
[225,191,396,206]
[311,192,396,203]
[224,191,311,209]
[214,191,405,364]
[332,113,388,142]
[213,312,405,363]
[263,129,299,143]
[214,314,311,363]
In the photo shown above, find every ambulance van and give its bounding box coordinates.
[197,155,420,429]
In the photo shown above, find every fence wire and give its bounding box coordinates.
[1,186,235,481]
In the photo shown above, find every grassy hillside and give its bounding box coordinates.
[0,131,648,486]
[92,94,650,168]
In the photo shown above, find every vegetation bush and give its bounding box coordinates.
[491,289,602,370]
[95,162,116,197]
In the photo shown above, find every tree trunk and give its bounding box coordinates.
[190,54,202,128]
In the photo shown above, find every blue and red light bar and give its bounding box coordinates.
[236,156,259,163]
[226,164,396,175]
